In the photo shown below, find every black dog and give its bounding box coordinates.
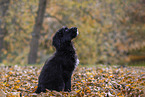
[35,26,79,93]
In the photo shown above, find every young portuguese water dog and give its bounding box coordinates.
[35,26,79,93]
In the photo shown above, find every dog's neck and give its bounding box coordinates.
[56,41,75,53]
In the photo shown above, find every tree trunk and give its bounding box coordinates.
[0,0,10,62]
[0,30,4,62]
[28,0,47,64]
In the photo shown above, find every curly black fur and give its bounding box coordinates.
[35,26,79,93]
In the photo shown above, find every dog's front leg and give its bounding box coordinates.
[35,84,46,93]
[64,77,71,92]
[63,71,72,92]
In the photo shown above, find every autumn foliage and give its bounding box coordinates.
[0,65,145,96]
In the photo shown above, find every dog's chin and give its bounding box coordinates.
[72,32,78,39]
[74,29,79,38]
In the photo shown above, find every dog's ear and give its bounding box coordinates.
[52,27,69,48]
[52,33,61,49]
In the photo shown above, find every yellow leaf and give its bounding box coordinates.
[16,80,20,83]
[86,89,91,93]
[126,84,130,87]
[112,92,115,95]
[9,72,13,75]
[117,93,121,96]
[108,85,112,88]
[109,75,113,78]
[5,84,10,87]
[14,86,19,89]
[86,72,92,75]
[76,90,80,93]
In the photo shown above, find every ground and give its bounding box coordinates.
[0,64,145,96]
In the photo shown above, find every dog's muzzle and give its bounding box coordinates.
[71,27,78,36]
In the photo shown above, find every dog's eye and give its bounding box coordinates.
[63,26,68,30]
[65,29,69,32]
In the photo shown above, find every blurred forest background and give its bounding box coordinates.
[0,0,145,65]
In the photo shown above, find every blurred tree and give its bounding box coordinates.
[0,0,144,65]
[95,0,129,64]
[1,0,38,64]
[28,0,47,64]
[124,0,145,62]
[0,0,10,62]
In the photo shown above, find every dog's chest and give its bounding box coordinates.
[70,55,79,68]
[75,58,79,68]
[61,53,78,70]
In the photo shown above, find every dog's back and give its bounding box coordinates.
[35,27,79,93]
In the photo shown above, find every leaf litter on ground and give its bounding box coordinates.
[0,64,145,97]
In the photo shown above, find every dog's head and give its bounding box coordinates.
[52,26,78,49]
